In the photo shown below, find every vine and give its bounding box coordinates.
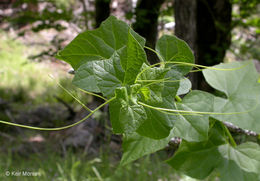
[1,16,260,181]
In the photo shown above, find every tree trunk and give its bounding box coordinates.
[133,0,165,65]
[174,0,198,88]
[174,0,232,90]
[95,0,111,28]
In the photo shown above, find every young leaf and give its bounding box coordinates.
[122,31,147,85]
[134,65,179,139]
[109,87,147,134]
[137,64,169,102]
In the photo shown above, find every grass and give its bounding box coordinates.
[0,147,181,181]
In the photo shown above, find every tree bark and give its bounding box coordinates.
[174,0,198,88]
[95,0,111,28]
[174,0,232,90]
[133,0,165,65]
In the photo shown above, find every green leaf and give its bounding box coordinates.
[121,131,173,165]
[122,31,147,85]
[167,121,226,179]
[109,87,147,134]
[177,77,191,96]
[155,35,195,75]
[135,66,180,139]
[173,91,212,142]
[203,61,260,133]
[136,101,175,139]
[137,64,169,102]
[167,121,260,181]
[218,142,260,179]
[161,69,181,102]
[57,16,145,69]
[73,52,124,97]
[72,61,100,92]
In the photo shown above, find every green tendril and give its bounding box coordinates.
[78,88,108,101]
[144,46,164,63]
[49,75,93,113]
[138,101,258,116]
[137,47,249,83]
[158,110,202,116]
[0,97,115,131]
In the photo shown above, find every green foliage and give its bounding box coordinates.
[168,120,260,181]
[57,16,260,181]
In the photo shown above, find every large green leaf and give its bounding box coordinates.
[203,61,260,133]
[155,35,194,75]
[173,91,212,142]
[120,131,173,165]
[218,142,260,181]
[57,16,145,69]
[167,121,260,181]
[167,121,226,179]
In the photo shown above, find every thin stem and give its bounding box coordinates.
[175,96,182,102]
[221,123,237,147]
[137,101,258,115]
[0,97,115,131]
[144,46,164,62]
[78,88,107,101]
[49,75,93,113]
[158,109,202,116]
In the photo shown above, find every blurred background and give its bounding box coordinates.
[0,0,259,180]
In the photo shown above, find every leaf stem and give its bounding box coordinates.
[0,97,115,131]
[78,88,108,101]
[175,96,182,102]
[221,123,237,147]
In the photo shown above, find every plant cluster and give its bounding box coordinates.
[1,16,259,180]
